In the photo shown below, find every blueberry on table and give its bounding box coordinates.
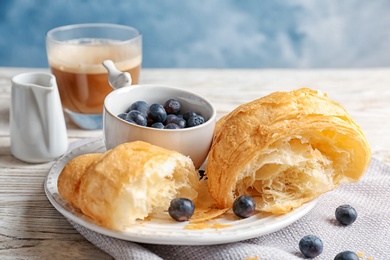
[125,110,147,126]
[164,99,181,114]
[183,111,198,121]
[187,115,205,127]
[335,204,357,225]
[299,235,323,258]
[168,198,195,222]
[334,250,359,260]
[127,100,149,117]
[148,103,167,123]
[233,195,256,218]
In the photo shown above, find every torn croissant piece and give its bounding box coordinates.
[57,153,101,209]
[57,141,200,230]
[206,88,371,214]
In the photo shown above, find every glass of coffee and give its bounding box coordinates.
[46,23,142,130]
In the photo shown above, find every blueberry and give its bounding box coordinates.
[165,114,178,124]
[187,115,205,127]
[183,111,197,121]
[148,103,167,123]
[165,123,180,129]
[125,110,147,126]
[165,114,186,128]
[127,100,149,117]
[151,122,164,129]
[334,251,359,260]
[335,204,357,225]
[147,117,155,126]
[233,195,256,218]
[164,99,181,114]
[299,235,323,258]
[175,118,187,128]
[117,112,127,120]
[168,198,195,222]
[125,118,136,124]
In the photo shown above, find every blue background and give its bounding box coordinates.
[1,0,390,68]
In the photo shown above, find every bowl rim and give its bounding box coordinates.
[103,84,217,132]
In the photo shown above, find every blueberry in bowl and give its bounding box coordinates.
[103,85,216,169]
[118,99,206,130]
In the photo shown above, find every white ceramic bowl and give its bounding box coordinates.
[103,85,216,168]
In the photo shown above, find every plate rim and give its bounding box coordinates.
[44,137,318,245]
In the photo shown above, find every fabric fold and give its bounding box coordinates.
[69,159,390,260]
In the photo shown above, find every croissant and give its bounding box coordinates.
[57,153,101,209]
[206,88,371,214]
[58,141,199,230]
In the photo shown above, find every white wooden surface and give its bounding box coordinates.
[1,67,389,259]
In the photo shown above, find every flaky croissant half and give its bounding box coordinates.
[58,141,199,230]
[206,88,371,214]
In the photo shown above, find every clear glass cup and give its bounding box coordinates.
[46,23,142,130]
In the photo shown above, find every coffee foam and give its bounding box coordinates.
[48,39,142,74]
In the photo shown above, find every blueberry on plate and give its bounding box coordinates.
[335,204,357,225]
[125,110,147,126]
[233,195,256,218]
[299,235,323,258]
[187,115,205,127]
[334,250,359,260]
[148,103,167,123]
[164,99,181,114]
[168,198,195,222]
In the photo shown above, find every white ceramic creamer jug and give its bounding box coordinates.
[10,72,68,163]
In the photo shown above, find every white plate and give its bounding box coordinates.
[44,138,318,245]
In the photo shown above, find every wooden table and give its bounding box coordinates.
[1,67,389,259]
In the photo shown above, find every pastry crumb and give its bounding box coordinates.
[245,257,260,260]
[184,222,232,230]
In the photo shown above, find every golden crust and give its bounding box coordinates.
[206,88,371,213]
[58,141,199,230]
[57,153,101,208]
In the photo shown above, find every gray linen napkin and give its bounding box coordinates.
[69,158,390,259]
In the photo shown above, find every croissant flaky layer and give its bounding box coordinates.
[58,141,199,230]
[206,88,371,214]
